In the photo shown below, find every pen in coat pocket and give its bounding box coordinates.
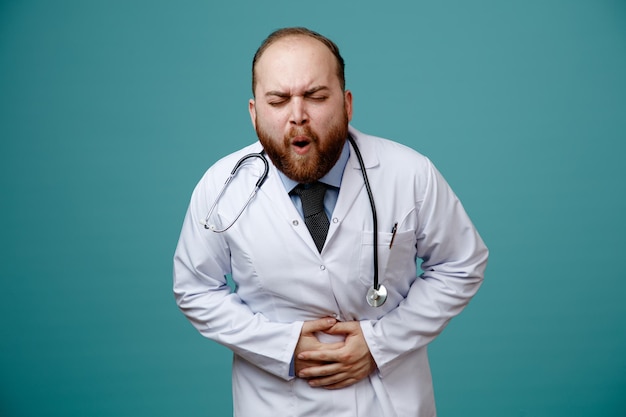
[389,222,398,248]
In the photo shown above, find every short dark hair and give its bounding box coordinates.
[251,27,346,96]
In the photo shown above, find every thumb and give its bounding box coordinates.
[301,317,337,335]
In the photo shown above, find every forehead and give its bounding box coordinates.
[254,36,340,91]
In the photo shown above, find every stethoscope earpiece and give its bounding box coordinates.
[199,219,216,230]
[201,151,269,233]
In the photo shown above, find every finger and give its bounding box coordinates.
[319,378,360,390]
[298,348,340,363]
[297,341,343,361]
[325,320,360,334]
[306,371,360,389]
[300,349,375,378]
[301,317,337,334]
[298,362,345,379]
[294,359,330,374]
[309,374,349,388]
[307,361,373,388]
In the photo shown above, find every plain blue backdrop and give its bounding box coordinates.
[1,1,625,416]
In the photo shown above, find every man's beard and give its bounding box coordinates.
[256,118,348,184]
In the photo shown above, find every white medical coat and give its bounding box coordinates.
[173,126,488,417]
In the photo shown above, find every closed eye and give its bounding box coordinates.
[268,98,288,106]
[304,86,330,102]
[266,94,290,106]
[306,95,327,102]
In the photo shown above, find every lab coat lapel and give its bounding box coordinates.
[327,128,380,242]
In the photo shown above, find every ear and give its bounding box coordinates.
[248,99,257,130]
[344,90,353,122]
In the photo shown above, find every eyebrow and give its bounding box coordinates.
[264,86,330,98]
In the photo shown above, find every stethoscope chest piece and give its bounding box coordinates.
[366,284,388,307]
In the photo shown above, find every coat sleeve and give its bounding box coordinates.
[360,158,488,377]
[173,172,303,380]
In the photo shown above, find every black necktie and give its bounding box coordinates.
[291,182,330,252]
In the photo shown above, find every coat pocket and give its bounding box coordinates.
[358,230,416,287]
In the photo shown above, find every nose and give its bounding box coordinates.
[289,97,308,126]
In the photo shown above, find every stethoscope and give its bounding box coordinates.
[200,136,387,307]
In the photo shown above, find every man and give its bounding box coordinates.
[174,27,488,417]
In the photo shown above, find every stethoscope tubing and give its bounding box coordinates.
[347,136,380,292]
[202,138,386,306]
[202,151,269,232]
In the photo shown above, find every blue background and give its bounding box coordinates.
[1,1,625,416]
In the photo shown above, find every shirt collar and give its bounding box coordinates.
[277,140,350,192]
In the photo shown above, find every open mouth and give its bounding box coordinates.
[291,136,312,155]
